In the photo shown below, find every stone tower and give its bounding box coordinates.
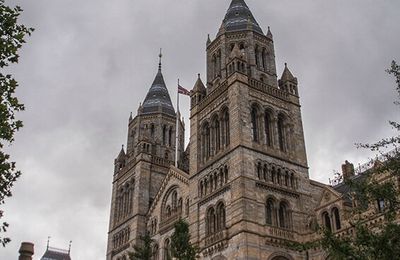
[107,1,337,259]
[188,0,312,259]
[106,55,185,260]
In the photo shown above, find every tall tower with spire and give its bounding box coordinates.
[106,52,185,260]
[107,1,332,259]
[188,0,311,259]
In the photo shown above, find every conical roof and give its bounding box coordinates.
[218,0,263,36]
[142,68,175,116]
[281,63,296,82]
[192,74,206,93]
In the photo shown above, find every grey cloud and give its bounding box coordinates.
[2,0,400,259]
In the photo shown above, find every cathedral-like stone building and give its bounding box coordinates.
[106,1,394,259]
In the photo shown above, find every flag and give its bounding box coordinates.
[178,85,190,96]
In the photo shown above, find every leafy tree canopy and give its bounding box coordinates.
[170,219,198,260]
[129,232,154,260]
[320,61,400,260]
[0,0,33,247]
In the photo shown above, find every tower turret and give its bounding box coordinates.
[190,74,206,108]
[279,63,299,96]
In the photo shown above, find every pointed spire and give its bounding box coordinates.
[68,241,72,255]
[267,26,273,39]
[129,112,133,121]
[158,48,162,72]
[141,51,175,116]
[117,145,126,161]
[192,73,206,94]
[280,63,297,83]
[206,34,211,46]
[47,236,50,250]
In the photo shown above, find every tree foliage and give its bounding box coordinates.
[170,219,198,260]
[129,232,154,260]
[0,0,33,247]
[320,61,400,259]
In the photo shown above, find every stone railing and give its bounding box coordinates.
[151,156,173,167]
[267,226,296,240]
[249,78,289,101]
[205,229,228,247]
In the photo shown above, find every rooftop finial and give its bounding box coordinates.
[47,236,50,250]
[285,62,288,68]
[158,48,162,71]
[68,240,72,255]
[198,73,200,79]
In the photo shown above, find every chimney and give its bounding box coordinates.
[342,160,355,181]
[19,242,34,260]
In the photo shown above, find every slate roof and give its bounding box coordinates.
[218,0,263,36]
[142,68,175,117]
[41,248,71,260]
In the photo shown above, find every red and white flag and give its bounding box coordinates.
[178,85,190,96]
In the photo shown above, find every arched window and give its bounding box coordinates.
[200,181,204,197]
[172,191,177,211]
[186,198,190,216]
[150,124,155,138]
[322,211,331,231]
[271,167,276,183]
[212,116,221,154]
[206,208,216,235]
[162,125,167,145]
[212,55,217,79]
[284,171,289,186]
[266,198,275,225]
[152,244,159,260]
[251,105,259,142]
[255,45,259,67]
[257,163,262,179]
[216,203,226,231]
[277,169,282,185]
[168,127,173,146]
[261,48,266,69]
[265,112,272,146]
[166,206,171,217]
[163,238,170,260]
[201,122,211,161]
[223,109,230,146]
[278,115,286,151]
[377,198,385,213]
[332,207,341,230]
[290,173,295,189]
[279,201,290,229]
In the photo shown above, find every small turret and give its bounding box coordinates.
[206,34,211,46]
[266,26,273,39]
[190,74,206,108]
[114,145,126,174]
[226,43,248,77]
[279,63,298,96]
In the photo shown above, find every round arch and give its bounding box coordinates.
[268,252,294,260]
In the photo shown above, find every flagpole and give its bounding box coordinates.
[175,79,180,168]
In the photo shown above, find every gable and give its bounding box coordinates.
[317,187,342,209]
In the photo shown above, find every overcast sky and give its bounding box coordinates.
[2,0,400,259]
